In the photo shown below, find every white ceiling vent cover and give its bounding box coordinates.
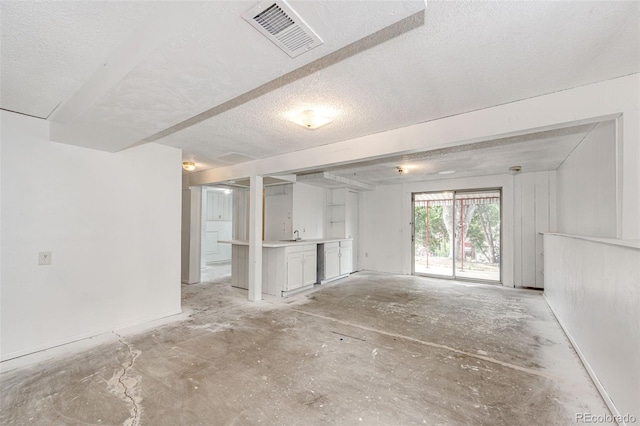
[242,0,323,58]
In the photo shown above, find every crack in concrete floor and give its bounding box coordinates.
[112,332,141,426]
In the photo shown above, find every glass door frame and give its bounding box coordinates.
[411,187,503,284]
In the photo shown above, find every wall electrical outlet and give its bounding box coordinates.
[38,251,52,265]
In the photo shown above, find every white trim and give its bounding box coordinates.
[0,308,183,365]
[541,233,639,249]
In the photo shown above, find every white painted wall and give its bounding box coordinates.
[541,116,639,421]
[556,120,617,238]
[292,183,326,240]
[360,184,404,274]
[513,171,555,288]
[1,111,182,360]
[264,184,293,241]
[544,234,639,422]
[264,183,326,241]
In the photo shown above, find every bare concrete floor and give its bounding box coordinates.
[1,272,609,425]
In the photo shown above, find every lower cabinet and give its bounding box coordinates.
[263,244,317,297]
[319,240,352,284]
[285,245,317,291]
[285,250,304,291]
[303,247,318,286]
[324,243,340,279]
[339,240,353,276]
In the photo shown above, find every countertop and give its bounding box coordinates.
[220,238,352,248]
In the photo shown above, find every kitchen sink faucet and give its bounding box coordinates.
[294,230,301,241]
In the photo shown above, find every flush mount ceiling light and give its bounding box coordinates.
[397,166,408,174]
[288,110,332,130]
[182,161,196,172]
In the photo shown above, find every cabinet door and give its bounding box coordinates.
[286,252,303,291]
[340,247,353,275]
[325,247,340,280]
[303,250,317,285]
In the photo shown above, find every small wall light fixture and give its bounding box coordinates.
[397,166,408,174]
[289,110,333,130]
[182,161,196,172]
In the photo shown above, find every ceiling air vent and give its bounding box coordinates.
[242,0,323,58]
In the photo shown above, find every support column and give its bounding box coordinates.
[181,186,202,284]
[248,175,263,301]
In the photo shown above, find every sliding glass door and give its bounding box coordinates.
[412,189,501,283]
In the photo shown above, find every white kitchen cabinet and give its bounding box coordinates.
[284,244,317,293]
[339,240,353,275]
[323,243,340,280]
[303,247,317,286]
[260,244,318,296]
[285,250,304,291]
[318,239,352,284]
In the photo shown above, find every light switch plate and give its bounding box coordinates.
[38,251,52,265]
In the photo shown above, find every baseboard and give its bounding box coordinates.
[0,308,183,367]
[319,273,349,284]
[543,294,622,423]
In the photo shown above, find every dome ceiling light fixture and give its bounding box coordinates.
[182,161,196,172]
[288,109,333,130]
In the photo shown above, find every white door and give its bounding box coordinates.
[346,191,359,271]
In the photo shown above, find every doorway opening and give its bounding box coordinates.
[200,186,234,283]
[412,189,501,283]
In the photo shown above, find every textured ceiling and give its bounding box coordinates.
[1,1,638,182]
[0,1,163,118]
